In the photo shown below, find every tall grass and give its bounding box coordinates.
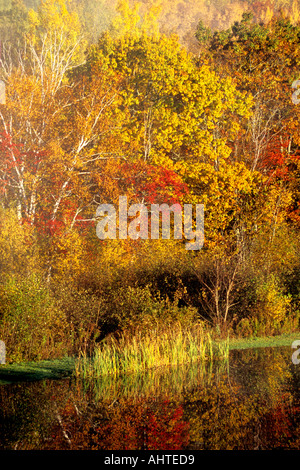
[75,323,229,379]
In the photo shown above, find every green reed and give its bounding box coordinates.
[75,323,229,380]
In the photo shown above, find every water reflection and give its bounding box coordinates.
[0,346,300,450]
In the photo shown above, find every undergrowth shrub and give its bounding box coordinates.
[55,284,105,355]
[0,274,70,363]
[101,285,199,336]
[235,274,297,337]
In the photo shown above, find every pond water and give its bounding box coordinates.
[1,346,300,450]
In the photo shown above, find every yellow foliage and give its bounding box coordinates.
[254,275,291,328]
[110,0,161,39]
[50,228,87,280]
[0,207,39,277]
[27,0,85,65]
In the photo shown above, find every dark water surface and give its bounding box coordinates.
[1,346,300,450]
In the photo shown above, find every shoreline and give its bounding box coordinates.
[0,331,299,385]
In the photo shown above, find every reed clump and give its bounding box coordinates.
[75,323,229,379]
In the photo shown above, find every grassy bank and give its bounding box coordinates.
[228,332,300,350]
[0,357,75,385]
[0,331,299,385]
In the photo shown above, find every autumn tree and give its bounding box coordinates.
[198,13,300,171]
[87,6,252,168]
[192,14,300,325]
[0,0,30,45]
[0,0,130,282]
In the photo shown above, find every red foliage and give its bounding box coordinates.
[260,136,300,181]
[43,398,190,451]
[117,160,189,205]
[258,393,300,449]
[146,400,190,450]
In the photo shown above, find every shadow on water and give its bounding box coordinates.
[0,346,300,450]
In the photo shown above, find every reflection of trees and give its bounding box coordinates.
[228,347,292,404]
[258,392,300,449]
[41,397,190,450]
[1,347,300,450]
[93,399,190,451]
[184,378,300,450]
[0,380,72,449]
[183,378,264,450]
[183,347,299,450]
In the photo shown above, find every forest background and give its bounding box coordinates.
[1,0,300,363]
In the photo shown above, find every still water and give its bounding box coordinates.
[0,346,300,450]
